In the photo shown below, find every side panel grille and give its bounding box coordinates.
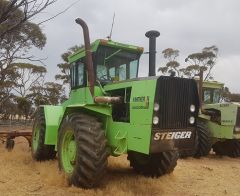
[155,76,199,129]
[236,107,240,127]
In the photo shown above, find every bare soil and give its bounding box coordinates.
[0,130,240,196]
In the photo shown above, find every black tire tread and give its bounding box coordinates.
[127,151,178,177]
[31,108,56,161]
[58,113,109,188]
[213,139,240,158]
[194,120,212,158]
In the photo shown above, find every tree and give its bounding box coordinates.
[55,45,81,89]
[15,96,31,119]
[28,82,66,107]
[0,2,47,106]
[221,87,240,102]
[12,63,47,97]
[0,0,57,39]
[183,45,218,80]
[44,82,66,105]
[158,48,181,76]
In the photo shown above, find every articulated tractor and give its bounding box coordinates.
[31,18,200,188]
[200,80,240,157]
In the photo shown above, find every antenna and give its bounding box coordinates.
[108,13,115,40]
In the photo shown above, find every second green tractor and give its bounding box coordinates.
[180,78,240,158]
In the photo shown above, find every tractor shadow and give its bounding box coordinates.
[100,160,164,195]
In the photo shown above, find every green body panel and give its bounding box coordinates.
[200,80,240,143]
[43,105,64,145]
[103,78,156,155]
[42,76,157,155]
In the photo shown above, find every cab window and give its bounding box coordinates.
[70,61,85,88]
[203,88,221,104]
[94,46,140,82]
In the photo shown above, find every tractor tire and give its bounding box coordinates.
[127,151,178,177]
[213,140,240,158]
[194,120,212,158]
[5,138,15,151]
[58,113,109,188]
[31,108,56,161]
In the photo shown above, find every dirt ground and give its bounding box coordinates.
[0,129,240,196]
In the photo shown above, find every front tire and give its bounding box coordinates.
[31,108,56,161]
[194,120,212,158]
[127,151,178,177]
[213,139,240,158]
[58,113,109,188]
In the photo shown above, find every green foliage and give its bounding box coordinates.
[28,82,66,106]
[158,45,218,80]
[15,96,31,118]
[0,1,47,108]
[11,63,47,97]
[184,45,218,80]
[158,48,181,76]
[0,0,56,38]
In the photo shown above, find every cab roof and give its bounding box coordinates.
[195,79,224,89]
[203,80,224,89]
[68,39,144,64]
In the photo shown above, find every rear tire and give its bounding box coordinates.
[58,113,109,188]
[127,151,178,177]
[5,138,15,151]
[194,120,212,158]
[213,140,240,158]
[31,108,56,161]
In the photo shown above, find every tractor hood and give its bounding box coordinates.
[203,102,240,126]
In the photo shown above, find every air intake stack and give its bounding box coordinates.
[145,30,160,76]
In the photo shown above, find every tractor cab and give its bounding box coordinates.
[202,81,224,104]
[68,39,143,90]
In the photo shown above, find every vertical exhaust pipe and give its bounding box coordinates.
[75,18,95,97]
[198,69,204,112]
[145,30,160,76]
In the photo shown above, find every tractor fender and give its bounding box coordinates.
[41,105,64,146]
[41,104,111,148]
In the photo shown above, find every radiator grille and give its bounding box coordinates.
[155,76,199,129]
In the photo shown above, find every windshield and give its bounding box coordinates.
[94,46,140,82]
[203,88,221,104]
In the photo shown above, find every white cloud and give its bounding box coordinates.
[31,0,240,93]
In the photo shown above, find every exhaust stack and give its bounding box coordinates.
[145,30,160,76]
[75,18,95,97]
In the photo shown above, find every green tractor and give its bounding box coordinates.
[180,76,240,158]
[199,80,240,157]
[31,18,200,188]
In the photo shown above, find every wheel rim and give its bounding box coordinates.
[32,124,40,152]
[61,129,76,174]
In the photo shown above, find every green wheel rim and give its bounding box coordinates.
[32,124,40,152]
[61,129,77,174]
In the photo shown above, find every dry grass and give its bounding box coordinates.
[0,136,240,196]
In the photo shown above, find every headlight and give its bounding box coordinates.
[154,103,160,111]
[153,116,159,125]
[235,127,240,132]
[190,104,195,112]
[189,116,195,124]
